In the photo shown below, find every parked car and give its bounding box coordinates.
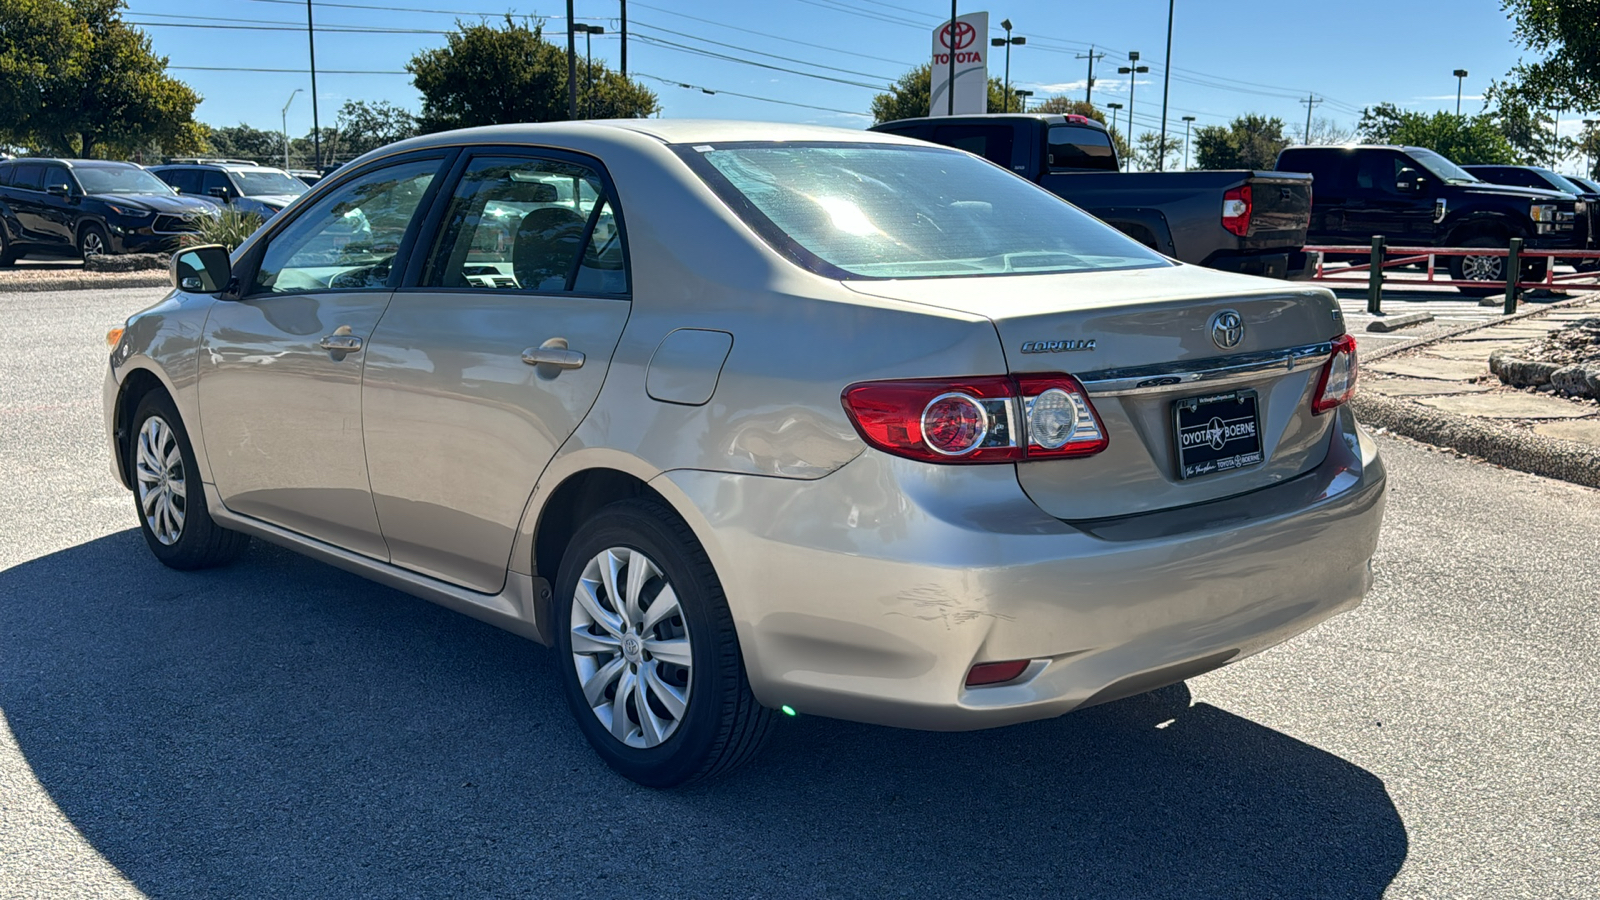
[1568,175,1600,195]
[107,121,1385,786]
[149,160,308,220]
[0,158,219,263]
[1276,145,1582,294]
[871,113,1317,279]
[1462,164,1598,266]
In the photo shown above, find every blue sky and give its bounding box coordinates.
[128,0,1579,169]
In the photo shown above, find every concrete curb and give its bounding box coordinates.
[0,274,169,293]
[1358,292,1598,363]
[1352,392,1600,488]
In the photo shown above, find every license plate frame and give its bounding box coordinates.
[1172,389,1264,480]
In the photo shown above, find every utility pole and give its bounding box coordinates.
[946,1,957,116]
[1075,45,1105,107]
[1300,94,1322,144]
[306,0,321,170]
[1453,69,1468,116]
[567,0,578,118]
[1182,114,1195,170]
[620,0,627,77]
[1158,0,1174,171]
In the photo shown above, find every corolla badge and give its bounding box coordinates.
[1020,339,1096,353]
[1209,309,1244,350]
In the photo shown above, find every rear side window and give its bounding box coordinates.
[1278,152,1349,191]
[930,125,1015,168]
[687,142,1168,279]
[10,164,44,191]
[161,169,201,195]
[201,170,231,197]
[0,165,13,187]
[1047,125,1117,172]
[422,155,625,294]
[250,157,441,295]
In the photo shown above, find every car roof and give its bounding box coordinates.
[386,118,926,151]
[0,158,140,168]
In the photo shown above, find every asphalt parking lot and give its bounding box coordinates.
[2,287,1598,899]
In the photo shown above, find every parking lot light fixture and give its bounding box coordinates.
[991,19,1025,113]
[573,23,606,118]
[1453,69,1469,116]
[1013,88,1034,113]
[1117,51,1151,165]
[1182,114,1196,170]
[280,89,302,170]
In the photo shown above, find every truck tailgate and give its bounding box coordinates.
[1244,174,1312,249]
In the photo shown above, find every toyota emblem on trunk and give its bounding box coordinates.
[1210,310,1244,349]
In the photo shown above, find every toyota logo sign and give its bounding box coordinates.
[1209,309,1245,350]
[938,20,977,50]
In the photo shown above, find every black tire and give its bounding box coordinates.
[129,391,250,570]
[78,222,110,259]
[1448,235,1544,297]
[552,499,775,787]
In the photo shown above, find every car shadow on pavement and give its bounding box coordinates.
[1,531,1408,899]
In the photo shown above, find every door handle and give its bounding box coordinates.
[320,330,364,353]
[521,346,585,369]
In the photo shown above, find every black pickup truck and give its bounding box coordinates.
[871,113,1315,278]
[1276,145,1584,293]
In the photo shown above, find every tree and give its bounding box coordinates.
[1133,131,1181,172]
[205,123,286,165]
[407,16,657,133]
[1357,102,1520,165]
[1304,117,1355,145]
[334,100,417,159]
[1500,0,1600,112]
[1193,114,1290,170]
[1481,82,1570,167]
[869,64,1012,124]
[1579,121,1600,178]
[1028,95,1130,159]
[0,0,202,157]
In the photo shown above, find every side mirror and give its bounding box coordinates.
[207,186,231,200]
[1395,167,1423,192]
[171,244,231,294]
[46,184,70,197]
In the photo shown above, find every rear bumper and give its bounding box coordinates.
[1206,249,1318,280]
[661,409,1385,731]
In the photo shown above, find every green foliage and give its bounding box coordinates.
[1481,83,1571,167]
[407,16,658,133]
[333,100,418,159]
[1193,114,1290,170]
[1357,102,1520,165]
[869,64,1013,124]
[1500,0,1600,111]
[181,207,264,253]
[0,0,201,157]
[1133,132,1182,172]
[205,123,286,165]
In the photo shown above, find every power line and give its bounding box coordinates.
[638,73,869,117]
[627,1,916,67]
[631,19,898,83]
[630,33,887,91]
[170,65,409,74]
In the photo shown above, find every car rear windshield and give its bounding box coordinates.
[232,169,309,197]
[683,142,1169,279]
[74,165,175,195]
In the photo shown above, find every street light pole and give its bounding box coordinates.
[305,0,321,170]
[1013,89,1033,113]
[281,89,302,170]
[567,0,578,118]
[991,20,1024,114]
[1158,0,1174,171]
[620,0,627,77]
[1117,51,1149,155]
[1453,69,1469,116]
[1107,101,1125,169]
[1182,114,1195,170]
[574,24,605,118]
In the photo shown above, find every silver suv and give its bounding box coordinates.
[149,160,307,219]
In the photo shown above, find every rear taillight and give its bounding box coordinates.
[1311,334,1358,414]
[1222,184,1252,237]
[842,374,1108,464]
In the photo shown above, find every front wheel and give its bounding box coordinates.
[552,499,775,787]
[130,392,250,569]
[79,222,110,259]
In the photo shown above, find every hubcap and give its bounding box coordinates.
[1461,253,1502,282]
[135,416,186,545]
[570,547,692,749]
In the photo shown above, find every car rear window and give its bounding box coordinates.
[683,142,1169,279]
[1048,125,1118,172]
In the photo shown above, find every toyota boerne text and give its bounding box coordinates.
[104,120,1385,787]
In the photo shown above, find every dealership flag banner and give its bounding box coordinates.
[930,11,989,116]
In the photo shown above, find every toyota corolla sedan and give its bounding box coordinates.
[105,120,1385,787]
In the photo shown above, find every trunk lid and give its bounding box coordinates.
[843,264,1347,519]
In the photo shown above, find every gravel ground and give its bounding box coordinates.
[2,287,1598,899]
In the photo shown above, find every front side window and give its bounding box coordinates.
[41,166,73,193]
[422,155,625,294]
[251,157,441,295]
[1407,149,1478,185]
[73,165,174,195]
[688,142,1169,279]
[200,170,232,197]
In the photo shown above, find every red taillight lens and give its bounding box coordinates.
[1311,334,1359,414]
[966,659,1031,687]
[841,374,1108,463]
[1222,184,1252,237]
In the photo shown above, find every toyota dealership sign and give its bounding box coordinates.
[930,11,988,116]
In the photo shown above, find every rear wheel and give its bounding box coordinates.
[552,499,775,787]
[79,222,109,259]
[130,391,250,569]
